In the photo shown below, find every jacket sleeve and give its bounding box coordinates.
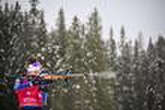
[13,78,33,91]
[13,78,20,90]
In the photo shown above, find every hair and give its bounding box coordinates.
[27,57,38,65]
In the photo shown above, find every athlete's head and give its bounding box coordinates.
[25,56,43,76]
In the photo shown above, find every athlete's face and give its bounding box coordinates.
[27,70,40,76]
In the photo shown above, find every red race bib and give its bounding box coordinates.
[15,85,43,108]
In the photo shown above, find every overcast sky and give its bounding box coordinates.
[2,0,165,44]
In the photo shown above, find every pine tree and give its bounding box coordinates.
[0,3,5,73]
[145,37,157,110]
[23,0,48,60]
[116,27,135,110]
[0,2,11,74]
[53,8,67,71]
[132,39,141,110]
[9,1,25,73]
[120,43,134,110]
[119,26,125,54]
[152,36,165,110]
[132,38,148,110]
[35,11,48,61]
[83,8,109,110]
[48,8,70,110]
[95,77,116,110]
[84,8,107,73]
[0,2,24,110]
[106,27,117,71]
[65,16,84,72]
[0,2,25,74]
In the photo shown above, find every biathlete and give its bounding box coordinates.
[14,56,72,110]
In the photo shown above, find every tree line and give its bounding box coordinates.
[0,0,165,110]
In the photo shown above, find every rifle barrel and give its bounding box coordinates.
[68,74,85,77]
